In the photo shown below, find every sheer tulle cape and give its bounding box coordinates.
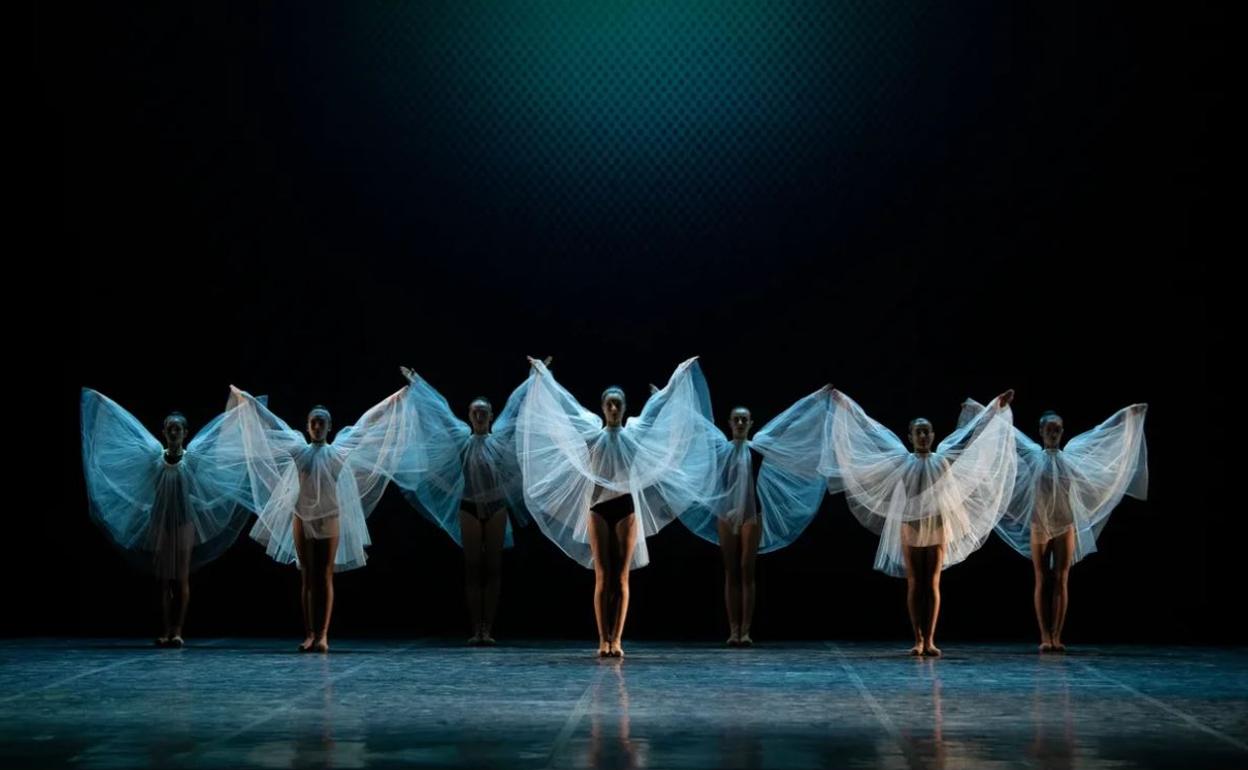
[516,357,718,569]
[822,391,1017,577]
[80,389,253,577]
[679,388,831,553]
[960,400,1148,564]
[221,385,428,572]
[394,374,532,549]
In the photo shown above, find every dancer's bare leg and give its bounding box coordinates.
[739,519,761,646]
[311,533,338,653]
[479,511,506,643]
[170,578,190,643]
[1049,528,1075,651]
[588,511,614,657]
[158,581,173,645]
[608,514,638,658]
[1031,536,1056,651]
[460,511,485,643]
[923,545,945,657]
[717,519,742,645]
[293,518,314,652]
[169,537,191,645]
[903,545,926,655]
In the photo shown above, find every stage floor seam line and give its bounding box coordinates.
[1075,659,1248,753]
[182,640,424,758]
[826,641,926,770]
[541,662,608,769]
[0,637,226,705]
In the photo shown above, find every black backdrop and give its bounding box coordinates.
[32,1,1228,643]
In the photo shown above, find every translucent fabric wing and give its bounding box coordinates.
[393,373,471,545]
[1063,406,1149,526]
[624,359,719,523]
[818,392,908,512]
[81,389,163,552]
[332,387,430,522]
[485,377,534,528]
[218,388,303,562]
[515,360,602,567]
[751,387,836,479]
[755,455,828,553]
[752,387,834,551]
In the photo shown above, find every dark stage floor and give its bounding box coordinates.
[1,639,1244,769]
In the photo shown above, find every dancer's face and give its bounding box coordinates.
[163,418,186,449]
[468,400,493,434]
[1039,417,1063,449]
[729,408,753,441]
[909,419,934,452]
[307,411,331,442]
[602,392,626,427]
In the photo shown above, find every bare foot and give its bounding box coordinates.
[155,637,170,648]
[609,641,625,658]
[168,636,184,648]
[726,634,740,647]
[1052,641,1066,653]
[479,634,497,646]
[923,644,942,658]
[1039,642,1054,653]
[909,643,924,656]
[298,636,315,653]
[739,634,754,648]
[598,641,611,658]
[313,638,329,654]
[467,634,483,646]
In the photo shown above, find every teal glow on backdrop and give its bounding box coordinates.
[317,2,1002,254]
